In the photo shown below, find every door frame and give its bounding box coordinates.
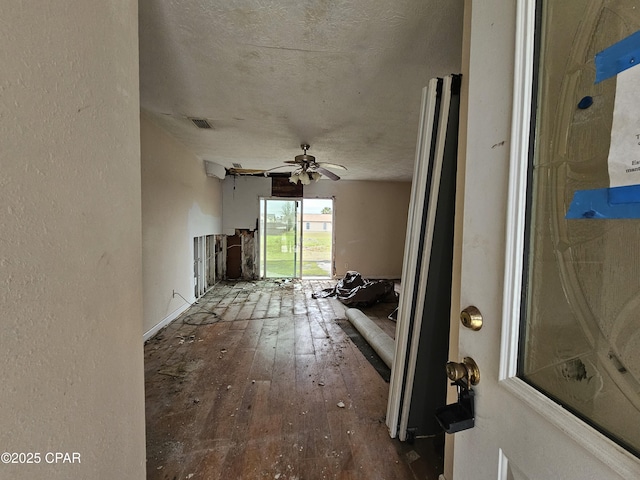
[447,0,640,477]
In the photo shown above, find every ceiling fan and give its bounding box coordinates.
[265,144,347,184]
[227,144,347,182]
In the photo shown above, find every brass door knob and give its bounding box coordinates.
[460,306,483,330]
[446,362,468,382]
[445,357,480,385]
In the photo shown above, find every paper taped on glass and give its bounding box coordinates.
[607,64,640,188]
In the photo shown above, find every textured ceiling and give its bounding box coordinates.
[139,0,464,181]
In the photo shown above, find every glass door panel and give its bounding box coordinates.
[301,198,333,278]
[521,0,640,455]
[262,199,300,278]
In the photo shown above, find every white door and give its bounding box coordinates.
[451,0,640,478]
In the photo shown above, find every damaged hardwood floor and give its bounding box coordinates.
[145,280,442,480]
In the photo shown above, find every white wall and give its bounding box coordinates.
[307,180,411,278]
[0,1,146,478]
[222,176,411,278]
[141,113,223,335]
[222,176,271,234]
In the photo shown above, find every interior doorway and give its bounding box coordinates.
[259,197,334,279]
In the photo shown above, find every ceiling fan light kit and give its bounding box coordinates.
[288,170,320,185]
[284,144,346,183]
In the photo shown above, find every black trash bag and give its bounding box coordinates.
[312,271,397,307]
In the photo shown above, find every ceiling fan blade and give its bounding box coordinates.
[231,168,267,175]
[263,164,295,172]
[283,160,299,164]
[316,166,340,181]
[317,162,347,171]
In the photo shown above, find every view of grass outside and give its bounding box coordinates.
[302,230,332,277]
[264,231,297,277]
[262,198,333,278]
[264,231,332,277]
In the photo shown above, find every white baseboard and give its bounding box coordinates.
[143,303,190,342]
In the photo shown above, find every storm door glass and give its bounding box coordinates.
[520,0,640,455]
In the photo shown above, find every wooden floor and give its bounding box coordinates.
[145,280,442,480]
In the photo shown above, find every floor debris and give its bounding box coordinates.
[144,280,442,480]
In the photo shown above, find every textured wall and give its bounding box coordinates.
[141,113,223,335]
[0,1,146,478]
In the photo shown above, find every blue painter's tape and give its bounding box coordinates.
[566,185,640,219]
[595,30,640,83]
[608,184,640,204]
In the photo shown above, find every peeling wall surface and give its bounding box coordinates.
[0,1,146,478]
[222,176,411,279]
[141,113,223,334]
[240,230,259,279]
[215,235,228,280]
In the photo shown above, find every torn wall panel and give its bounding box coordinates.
[217,230,259,280]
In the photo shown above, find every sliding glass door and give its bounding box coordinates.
[259,198,333,279]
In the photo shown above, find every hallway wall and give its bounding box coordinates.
[0,1,146,478]
[222,176,411,278]
[141,113,223,336]
[306,180,411,278]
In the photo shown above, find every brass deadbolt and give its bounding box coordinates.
[445,357,480,385]
[460,306,483,330]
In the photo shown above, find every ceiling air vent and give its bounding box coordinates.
[232,163,242,168]
[189,117,213,129]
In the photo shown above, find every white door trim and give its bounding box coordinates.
[501,377,640,478]
[498,1,640,477]
[498,0,535,382]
